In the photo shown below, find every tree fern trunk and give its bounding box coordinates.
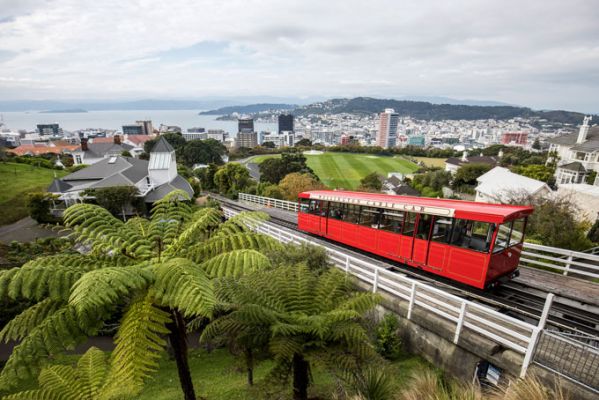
[292,353,309,400]
[168,309,196,400]
[245,348,254,386]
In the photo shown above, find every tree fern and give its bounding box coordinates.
[0,298,63,342]
[200,249,272,278]
[152,258,215,318]
[106,294,171,393]
[186,232,282,263]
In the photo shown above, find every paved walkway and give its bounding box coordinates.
[0,217,64,244]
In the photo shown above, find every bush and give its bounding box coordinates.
[266,243,330,274]
[375,314,402,360]
[26,192,61,224]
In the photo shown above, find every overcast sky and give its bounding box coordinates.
[0,0,598,112]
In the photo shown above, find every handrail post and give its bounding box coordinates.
[345,256,350,274]
[520,293,554,378]
[372,268,379,293]
[563,254,572,276]
[453,302,467,344]
[407,282,417,320]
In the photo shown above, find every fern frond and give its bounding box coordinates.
[152,258,215,318]
[1,389,58,400]
[0,305,101,390]
[200,249,272,279]
[186,232,282,263]
[166,207,222,255]
[69,263,154,315]
[213,211,270,237]
[125,216,151,237]
[106,294,171,392]
[148,190,192,247]
[37,365,83,400]
[0,299,63,342]
[2,254,123,302]
[77,346,108,399]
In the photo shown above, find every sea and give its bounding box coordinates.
[0,110,278,136]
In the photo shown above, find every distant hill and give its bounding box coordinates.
[199,103,296,115]
[293,97,594,124]
[40,108,87,113]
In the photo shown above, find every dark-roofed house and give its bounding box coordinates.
[48,137,193,212]
[444,151,500,175]
[71,135,135,166]
[548,116,599,186]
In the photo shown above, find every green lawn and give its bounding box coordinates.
[304,153,419,189]
[413,157,447,168]
[4,347,433,400]
[0,162,67,226]
[248,153,419,190]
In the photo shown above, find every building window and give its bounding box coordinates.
[575,152,586,161]
[75,155,82,164]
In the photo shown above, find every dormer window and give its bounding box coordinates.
[146,177,151,185]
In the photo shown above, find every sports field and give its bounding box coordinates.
[249,153,419,190]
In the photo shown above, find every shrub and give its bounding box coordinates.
[26,192,61,224]
[375,314,402,360]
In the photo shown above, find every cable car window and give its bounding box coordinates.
[403,212,417,236]
[431,217,453,244]
[379,211,405,233]
[299,198,310,213]
[359,207,381,228]
[416,214,433,240]
[509,218,526,246]
[307,200,322,216]
[329,202,344,220]
[493,221,512,253]
[342,204,360,224]
[450,219,493,252]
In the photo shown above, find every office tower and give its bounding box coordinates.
[136,120,153,135]
[376,108,399,148]
[37,124,60,135]
[238,117,254,133]
[122,125,144,135]
[278,114,294,133]
[237,132,258,148]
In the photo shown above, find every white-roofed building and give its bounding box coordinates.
[556,183,599,222]
[474,167,551,204]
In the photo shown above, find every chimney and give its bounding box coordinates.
[81,138,88,151]
[114,134,121,145]
[577,116,592,144]
[498,149,504,158]
[461,151,468,162]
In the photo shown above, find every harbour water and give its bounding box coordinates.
[0,110,278,135]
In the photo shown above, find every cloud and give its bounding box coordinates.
[0,0,597,112]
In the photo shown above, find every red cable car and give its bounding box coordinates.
[297,190,533,289]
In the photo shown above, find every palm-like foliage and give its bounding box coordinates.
[0,191,282,399]
[202,265,380,400]
[2,347,127,400]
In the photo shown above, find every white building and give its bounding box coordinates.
[475,167,551,203]
[548,116,599,186]
[557,183,599,222]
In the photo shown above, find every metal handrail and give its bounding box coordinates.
[222,206,551,378]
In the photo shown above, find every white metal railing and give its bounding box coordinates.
[223,206,553,378]
[238,192,599,281]
[238,193,299,212]
[521,242,599,279]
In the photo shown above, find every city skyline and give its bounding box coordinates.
[1,0,598,113]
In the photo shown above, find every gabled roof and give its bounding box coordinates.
[547,126,599,147]
[151,136,174,153]
[63,157,146,181]
[144,175,193,202]
[48,178,72,192]
[475,167,550,201]
[558,162,586,173]
[76,142,134,158]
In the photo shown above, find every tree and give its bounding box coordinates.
[513,164,555,184]
[357,172,382,192]
[278,172,325,201]
[121,150,132,157]
[295,138,312,147]
[85,186,140,220]
[451,163,491,189]
[213,162,252,197]
[202,266,379,400]
[586,170,597,185]
[0,191,281,399]
[143,133,186,154]
[259,149,314,184]
[261,184,285,199]
[180,139,226,167]
[195,164,219,192]
[262,141,276,148]
[587,218,599,244]
[26,192,61,224]
[532,138,541,150]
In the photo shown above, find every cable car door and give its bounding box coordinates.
[412,214,432,264]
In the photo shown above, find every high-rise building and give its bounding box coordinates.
[278,114,294,133]
[237,132,258,148]
[376,109,399,148]
[501,132,528,146]
[238,117,254,133]
[122,125,144,135]
[136,120,154,135]
[37,124,60,136]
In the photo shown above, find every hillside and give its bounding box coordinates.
[199,103,296,115]
[293,97,593,124]
[0,163,67,226]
